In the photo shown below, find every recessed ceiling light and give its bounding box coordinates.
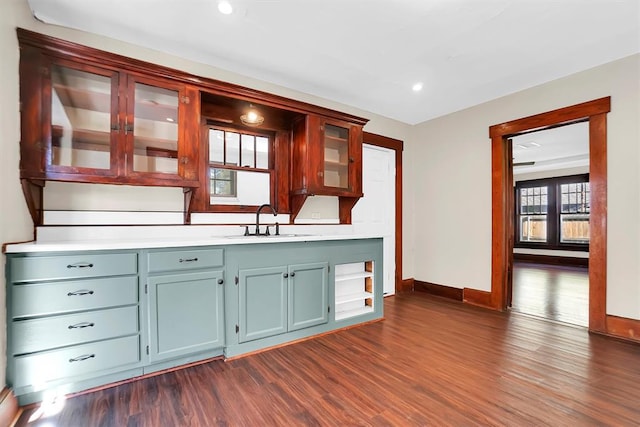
[218,1,233,15]
[412,82,423,92]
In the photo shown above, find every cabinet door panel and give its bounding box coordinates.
[323,124,350,189]
[13,306,138,355]
[147,248,224,273]
[127,75,186,180]
[238,266,287,343]
[148,270,224,362]
[288,262,329,331]
[47,60,120,175]
[13,335,140,389]
[11,252,137,283]
[12,276,138,318]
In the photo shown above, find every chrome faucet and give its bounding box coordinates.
[255,204,277,235]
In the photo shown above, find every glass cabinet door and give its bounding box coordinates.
[323,123,350,189]
[50,63,116,172]
[130,80,180,176]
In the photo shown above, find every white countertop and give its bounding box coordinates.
[4,233,382,253]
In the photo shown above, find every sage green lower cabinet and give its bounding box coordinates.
[142,247,226,373]
[5,250,143,405]
[238,262,328,343]
[238,266,288,342]
[225,239,382,358]
[4,238,382,403]
[288,262,329,331]
[147,270,225,362]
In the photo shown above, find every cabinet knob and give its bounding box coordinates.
[290,272,296,277]
[349,157,355,163]
[217,278,224,285]
[283,273,289,278]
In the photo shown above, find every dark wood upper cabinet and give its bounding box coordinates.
[18,47,200,188]
[290,115,364,222]
[16,28,368,226]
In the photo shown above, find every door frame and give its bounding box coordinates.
[485,97,610,333]
[363,132,404,293]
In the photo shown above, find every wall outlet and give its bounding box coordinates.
[311,212,321,219]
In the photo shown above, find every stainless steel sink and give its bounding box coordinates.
[222,234,311,239]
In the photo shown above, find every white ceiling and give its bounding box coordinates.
[512,121,589,175]
[27,0,640,125]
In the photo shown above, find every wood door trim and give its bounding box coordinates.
[363,132,403,293]
[488,97,610,335]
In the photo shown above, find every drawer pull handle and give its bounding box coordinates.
[68,322,95,329]
[179,257,198,263]
[69,354,95,363]
[67,262,94,269]
[67,290,94,297]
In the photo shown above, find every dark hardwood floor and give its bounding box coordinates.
[16,293,640,426]
[512,261,589,327]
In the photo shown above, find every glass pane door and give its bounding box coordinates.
[323,124,349,188]
[132,82,179,175]
[50,64,114,170]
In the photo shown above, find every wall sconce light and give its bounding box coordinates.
[240,105,264,127]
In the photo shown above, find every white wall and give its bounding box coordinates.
[410,53,640,320]
[0,0,414,388]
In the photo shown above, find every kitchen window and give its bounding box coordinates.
[515,174,589,250]
[206,126,273,208]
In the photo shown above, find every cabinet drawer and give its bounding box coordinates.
[13,335,140,389]
[12,306,139,355]
[147,249,223,273]
[12,276,138,318]
[11,253,137,283]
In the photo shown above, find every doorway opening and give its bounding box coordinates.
[488,97,610,333]
[510,122,590,327]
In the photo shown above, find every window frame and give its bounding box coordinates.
[514,173,589,251]
[204,123,276,212]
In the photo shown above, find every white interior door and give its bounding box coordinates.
[352,144,396,295]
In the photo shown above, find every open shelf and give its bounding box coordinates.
[335,271,374,282]
[336,291,374,305]
[334,260,374,321]
[335,306,374,321]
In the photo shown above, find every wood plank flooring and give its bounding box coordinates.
[16,293,640,426]
[512,261,589,327]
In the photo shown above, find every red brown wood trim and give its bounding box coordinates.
[463,288,493,309]
[16,28,368,126]
[363,132,403,151]
[589,113,608,333]
[489,97,611,138]
[21,179,44,229]
[363,132,404,294]
[513,253,589,267]
[490,133,509,310]
[0,387,20,427]
[415,280,463,301]
[399,278,414,293]
[604,316,640,343]
[490,97,610,319]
